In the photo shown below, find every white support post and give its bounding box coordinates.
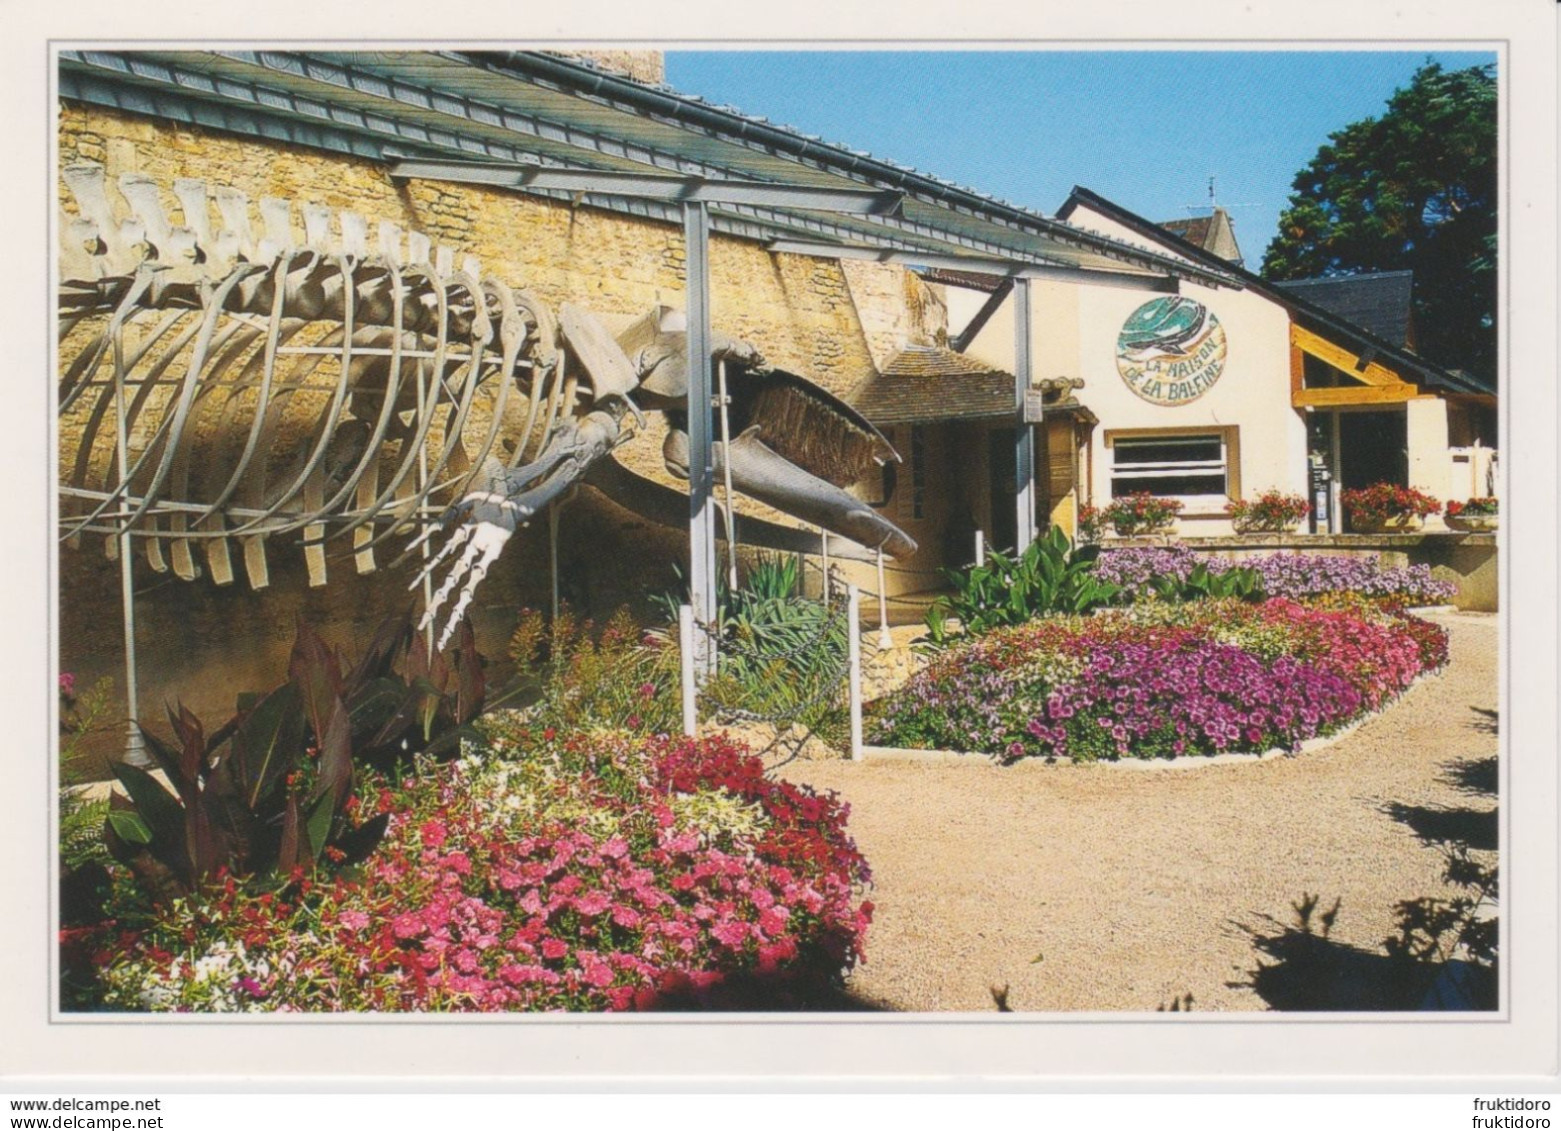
[112,331,149,767]
[684,201,719,678]
[819,527,831,602]
[847,584,863,761]
[875,549,893,650]
[717,359,739,591]
[1012,276,1037,553]
[974,528,986,567]
[678,604,697,738]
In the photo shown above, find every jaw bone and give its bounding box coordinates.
[663,426,916,560]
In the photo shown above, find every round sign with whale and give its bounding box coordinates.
[1115,296,1227,406]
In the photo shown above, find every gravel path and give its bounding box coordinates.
[775,612,1499,1012]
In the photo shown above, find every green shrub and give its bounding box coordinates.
[506,606,682,736]
[924,526,1121,647]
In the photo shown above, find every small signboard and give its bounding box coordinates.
[1023,389,1049,423]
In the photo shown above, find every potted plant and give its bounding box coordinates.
[1340,482,1441,533]
[1444,497,1499,532]
[1226,489,1310,534]
[1103,493,1184,538]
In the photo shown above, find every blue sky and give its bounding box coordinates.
[664,50,1497,270]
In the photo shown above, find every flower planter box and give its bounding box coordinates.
[1351,516,1426,534]
[1445,515,1499,533]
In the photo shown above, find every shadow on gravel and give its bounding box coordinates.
[1466,706,1499,737]
[1233,751,1500,1012]
[1381,801,1497,852]
[1230,896,1435,1011]
[1444,751,1498,795]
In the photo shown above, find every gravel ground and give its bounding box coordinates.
[774,612,1499,1012]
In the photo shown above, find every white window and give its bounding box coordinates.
[1108,431,1232,500]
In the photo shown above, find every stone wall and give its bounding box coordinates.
[56,101,943,768]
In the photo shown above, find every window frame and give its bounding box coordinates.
[1103,426,1240,510]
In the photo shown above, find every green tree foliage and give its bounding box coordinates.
[1261,62,1496,384]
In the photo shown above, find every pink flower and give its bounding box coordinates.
[540,938,568,960]
[711,921,750,947]
[610,904,643,929]
[390,913,424,940]
[601,837,629,860]
[59,672,76,697]
[337,910,371,932]
[419,820,447,849]
[575,890,611,916]
[581,958,616,988]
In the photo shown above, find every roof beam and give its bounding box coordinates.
[1293,385,1432,408]
[388,158,906,216]
[764,239,1178,293]
[952,278,1015,353]
[1291,323,1410,388]
[63,50,1235,289]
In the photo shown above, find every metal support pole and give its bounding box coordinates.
[875,549,893,650]
[820,527,831,602]
[548,500,561,622]
[112,329,149,767]
[416,338,434,650]
[684,201,719,677]
[1013,276,1037,553]
[678,604,697,738]
[974,528,985,567]
[716,359,739,591]
[847,584,863,761]
[1329,410,1343,535]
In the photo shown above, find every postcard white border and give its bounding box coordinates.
[5,0,1555,1088]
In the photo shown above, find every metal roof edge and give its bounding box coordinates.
[1057,186,1494,397]
[455,52,1243,291]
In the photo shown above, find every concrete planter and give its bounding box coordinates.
[1350,515,1427,535]
[1445,514,1499,533]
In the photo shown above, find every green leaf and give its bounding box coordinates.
[231,684,307,811]
[305,788,336,863]
[107,810,153,845]
[112,760,185,848]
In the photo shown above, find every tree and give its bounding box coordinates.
[1261,62,1496,385]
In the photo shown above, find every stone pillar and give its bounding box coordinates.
[1406,397,1452,531]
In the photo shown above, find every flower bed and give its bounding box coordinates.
[1094,546,1457,606]
[874,599,1447,763]
[62,731,873,1012]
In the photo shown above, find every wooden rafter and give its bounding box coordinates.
[1290,323,1412,388]
[1292,385,1436,408]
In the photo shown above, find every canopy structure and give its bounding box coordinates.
[58,49,1243,683]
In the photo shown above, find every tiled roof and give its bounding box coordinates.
[854,346,1083,425]
[854,348,1013,425]
[1160,216,1213,246]
[914,267,1009,294]
[1273,271,1414,348]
